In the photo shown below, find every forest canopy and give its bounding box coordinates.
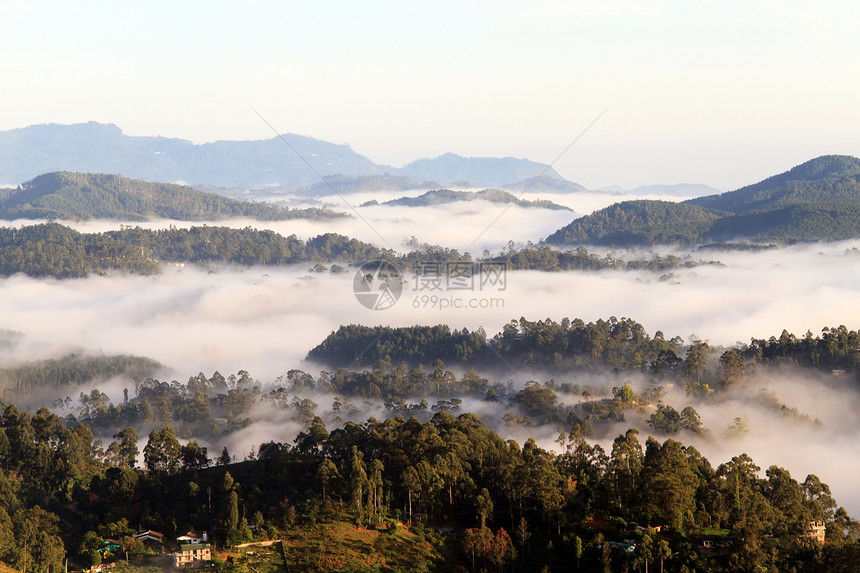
[547,155,860,246]
[0,172,344,221]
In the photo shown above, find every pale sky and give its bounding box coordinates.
[1,0,859,190]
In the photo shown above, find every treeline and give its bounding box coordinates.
[0,223,718,278]
[487,243,714,272]
[49,366,631,441]
[308,318,859,382]
[0,353,161,391]
[306,318,681,371]
[748,325,860,370]
[0,224,393,278]
[0,401,857,572]
[17,358,705,451]
[57,371,263,439]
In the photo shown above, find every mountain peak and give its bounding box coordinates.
[687,154,860,214]
[777,154,860,181]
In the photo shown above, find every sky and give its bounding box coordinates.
[2,1,860,189]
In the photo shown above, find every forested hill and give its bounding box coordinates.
[306,318,860,374]
[547,155,860,246]
[0,222,718,279]
[0,397,854,573]
[0,172,344,221]
[0,224,393,278]
[376,188,573,210]
[688,154,860,213]
[545,200,724,246]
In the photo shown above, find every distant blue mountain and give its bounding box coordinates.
[395,152,564,188]
[0,122,384,187]
[502,174,589,194]
[0,122,574,190]
[629,183,722,198]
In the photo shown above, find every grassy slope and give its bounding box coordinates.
[281,521,448,573]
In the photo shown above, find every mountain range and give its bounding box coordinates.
[0,122,576,189]
[547,155,860,246]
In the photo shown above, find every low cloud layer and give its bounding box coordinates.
[39,188,678,255]
[2,239,859,376]
[1,198,859,515]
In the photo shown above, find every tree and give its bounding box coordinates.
[642,439,699,531]
[143,426,181,474]
[516,517,530,562]
[765,466,808,536]
[222,472,240,542]
[656,538,671,573]
[719,349,745,387]
[610,428,643,511]
[647,403,682,434]
[316,459,340,505]
[680,406,703,434]
[294,416,328,454]
[33,531,65,573]
[463,527,492,573]
[12,507,65,573]
[682,340,710,383]
[106,427,139,469]
[104,467,138,512]
[802,474,837,522]
[489,528,515,572]
[476,488,494,527]
[612,383,636,404]
[180,440,210,471]
[78,531,104,567]
[635,532,654,573]
[119,535,140,562]
[514,381,559,418]
[402,466,420,521]
[217,446,232,466]
[347,446,368,512]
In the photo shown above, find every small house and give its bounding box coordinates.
[173,543,211,569]
[700,536,734,551]
[176,530,209,544]
[806,521,826,544]
[133,530,164,545]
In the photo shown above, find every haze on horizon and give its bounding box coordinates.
[2,1,860,190]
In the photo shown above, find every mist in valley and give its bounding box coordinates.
[16,186,696,255]
[1,197,860,516]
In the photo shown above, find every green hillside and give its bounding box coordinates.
[545,200,724,246]
[547,155,860,246]
[381,187,572,210]
[708,203,860,242]
[689,155,860,213]
[0,172,344,221]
